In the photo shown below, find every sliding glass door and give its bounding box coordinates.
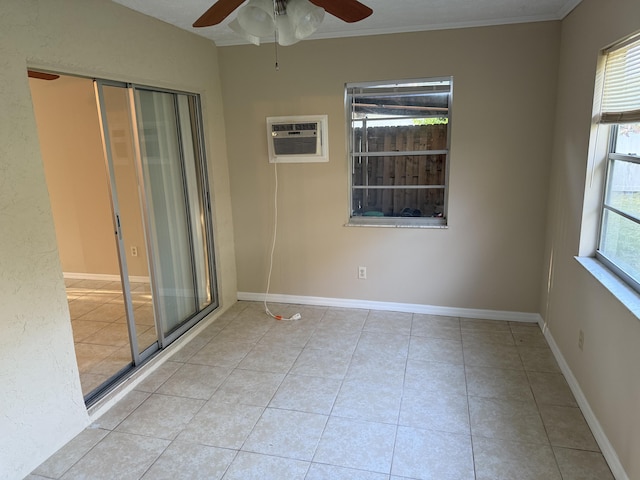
[94,80,217,383]
[133,88,215,345]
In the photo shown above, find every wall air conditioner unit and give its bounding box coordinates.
[266,115,328,163]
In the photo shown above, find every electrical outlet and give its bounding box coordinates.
[578,330,584,351]
[358,266,367,279]
[131,246,138,257]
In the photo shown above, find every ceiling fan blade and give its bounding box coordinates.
[308,0,372,23]
[193,0,246,27]
[27,70,60,81]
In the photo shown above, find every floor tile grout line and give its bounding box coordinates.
[134,435,174,480]
[526,354,567,479]
[304,306,343,473]
[227,307,326,464]
[323,326,361,421]
[389,318,415,479]
[38,427,111,480]
[462,343,479,480]
[388,421,400,478]
[52,429,152,480]
[308,309,369,473]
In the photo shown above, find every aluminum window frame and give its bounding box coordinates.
[595,124,640,294]
[345,77,453,228]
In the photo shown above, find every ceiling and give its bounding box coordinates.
[112,0,582,47]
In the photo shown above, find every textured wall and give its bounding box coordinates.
[0,39,88,480]
[219,21,560,314]
[0,0,235,478]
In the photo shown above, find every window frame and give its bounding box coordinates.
[345,77,453,228]
[595,124,640,294]
[590,31,640,295]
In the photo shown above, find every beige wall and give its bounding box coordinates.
[542,0,640,478]
[31,62,210,282]
[102,83,151,278]
[30,74,130,277]
[219,21,560,313]
[0,0,236,478]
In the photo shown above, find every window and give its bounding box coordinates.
[596,34,640,293]
[346,77,452,227]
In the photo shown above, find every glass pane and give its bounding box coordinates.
[101,85,158,356]
[600,209,640,281]
[604,158,640,219]
[352,187,445,217]
[613,123,640,155]
[352,122,448,154]
[176,94,212,310]
[351,85,450,121]
[353,154,446,188]
[135,89,197,337]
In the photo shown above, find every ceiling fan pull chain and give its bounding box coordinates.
[273,0,280,70]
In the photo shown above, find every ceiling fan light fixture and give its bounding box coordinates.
[287,0,324,40]
[237,0,275,37]
[229,0,325,45]
[229,18,262,45]
[275,15,298,46]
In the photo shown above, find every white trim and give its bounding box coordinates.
[63,272,150,283]
[541,321,629,480]
[237,291,541,323]
[216,12,578,47]
[556,0,583,19]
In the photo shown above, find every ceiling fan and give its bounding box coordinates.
[193,0,373,27]
[27,70,60,81]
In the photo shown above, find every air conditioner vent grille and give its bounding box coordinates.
[272,122,318,132]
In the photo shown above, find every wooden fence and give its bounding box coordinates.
[352,124,448,217]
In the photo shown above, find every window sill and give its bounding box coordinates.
[345,222,448,229]
[575,256,640,320]
[347,217,448,229]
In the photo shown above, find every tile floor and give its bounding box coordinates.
[29,301,615,480]
[65,278,157,396]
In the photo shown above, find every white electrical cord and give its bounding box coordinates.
[264,161,302,321]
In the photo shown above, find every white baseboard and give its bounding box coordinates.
[64,272,150,283]
[237,291,542,323]
[540,321,629,480]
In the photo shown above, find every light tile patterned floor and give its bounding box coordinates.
[64,278,156,395]
[29,301,615,480]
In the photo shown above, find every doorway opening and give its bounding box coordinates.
[29,71,218,405]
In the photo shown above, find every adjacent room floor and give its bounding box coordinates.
[65,278,156,396]
[29,301,614,480]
